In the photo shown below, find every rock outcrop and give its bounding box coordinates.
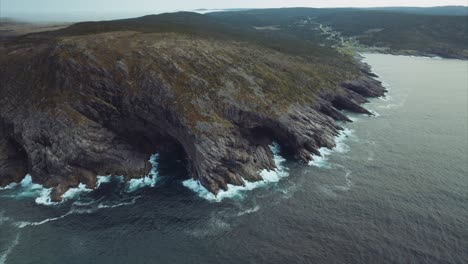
[0,13,386,201]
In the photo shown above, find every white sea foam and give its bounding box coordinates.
[0,182,18,190]
[96,175,124,188]
[3,175,91,206]
[15,212,72,228]
[19,175,43,190]
[61,183,92,201]
[126,154,159,192]
[0,233,20,264]
[5,175,58,206]
[183,143,289,202]
[97,196,140,209]
[237,205,260,216]
[34,188,57,206]
[309,128,353,168]
[15,207,96,228]
[29,179,92,206]
[96,175,112,187]
[3,154,159,205]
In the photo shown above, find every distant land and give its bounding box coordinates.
[209,6,468,59]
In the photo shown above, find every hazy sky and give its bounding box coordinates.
[3,0,467,12]
[2,0,467,21]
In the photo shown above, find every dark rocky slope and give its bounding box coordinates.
[0,13,385,201]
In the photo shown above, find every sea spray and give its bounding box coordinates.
[1,154,160,206]
[126,153,159,192]
[183,143,289,202]
[96,175,124,188]
[0,182,18,190]
[309,128,353,168]
[61,183,92,201]
[2,175,59,206]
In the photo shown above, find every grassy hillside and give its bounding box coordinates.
[22,12,352,67]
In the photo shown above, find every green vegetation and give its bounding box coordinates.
[46,12,350,62]
[209,8,468,59]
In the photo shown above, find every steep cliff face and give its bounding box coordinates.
[0,14,385,201]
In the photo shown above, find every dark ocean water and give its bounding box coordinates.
[1,54,467,264]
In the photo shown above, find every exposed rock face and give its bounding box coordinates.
[0,21,385,200]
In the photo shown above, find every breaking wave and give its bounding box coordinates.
[126,154,159,192]
[0,175,92,206]
[183,143,289,202]
[0,153,160,206]
[0,175,57,206]
[0,182,18,190]
[237,205,260,216]
[309,128,353,168]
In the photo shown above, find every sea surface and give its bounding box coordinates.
[1,54,467,264]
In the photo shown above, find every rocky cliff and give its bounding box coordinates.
[0,13,385,201]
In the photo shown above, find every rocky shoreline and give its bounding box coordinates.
[0,17,386,201]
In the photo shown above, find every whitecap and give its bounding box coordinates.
[34,188,57,206]
[2,175,92,206]
[0,182,18,190]
[309,128,353,168]
[96,175,124,188]
[33,181,93,206]
[0,233,20,264]
[97,196,140,209]
[96,175,112,188]
[237,205,260,216]
[61,183,92,201]
[15,207,96,228]
[126,154,159,192]
[3,175,58,206]
[15,212,71,228]
[183,143,289,202]
[309,148,333,168]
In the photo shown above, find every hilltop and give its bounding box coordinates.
[0,12,385,200]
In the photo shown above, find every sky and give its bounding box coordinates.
[1,0,467,22]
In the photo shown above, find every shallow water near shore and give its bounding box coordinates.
[1,53,467,264]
